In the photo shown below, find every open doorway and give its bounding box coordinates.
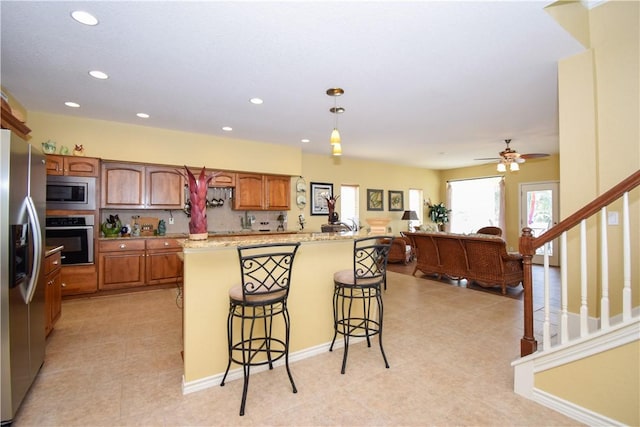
[520,181,559,266]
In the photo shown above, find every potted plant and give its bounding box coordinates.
[427,202,450,231]
[178,166,218,240]
[325,194,340,224]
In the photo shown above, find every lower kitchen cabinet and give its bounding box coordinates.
[44,249,62,336]
[98,238,183,291]
[145,239,183,285]
[99,239,146,290]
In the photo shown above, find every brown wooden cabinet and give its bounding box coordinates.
[265,175,291,210]
[98,239,146,290]
[60,264,98,296]
[233,173,290,210]
[46,155,99,177]
[146,166,185,209]
[98,238,183,290]
[101,162,184,209]
[44,249,62,336]
[145,239,183,285]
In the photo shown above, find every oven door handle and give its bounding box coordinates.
[45,226,94,230]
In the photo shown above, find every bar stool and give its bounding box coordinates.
[220,242,301,416]
[329,236,393,374]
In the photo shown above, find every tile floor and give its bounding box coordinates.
[14,269,580,426]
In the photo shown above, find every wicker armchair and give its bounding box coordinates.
[476,226,502,236]
[381,236,412,264]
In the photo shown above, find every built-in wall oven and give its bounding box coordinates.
[45,215,94,265]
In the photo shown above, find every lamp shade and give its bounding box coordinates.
[401,210,418,221]
[330,128,341,145]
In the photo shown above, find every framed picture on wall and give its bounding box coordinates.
[388,190,404,211]
[310,182,333,215]
[367,189,384,211]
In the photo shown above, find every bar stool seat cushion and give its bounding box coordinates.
[333,270,382,287]
[229,283,286,304]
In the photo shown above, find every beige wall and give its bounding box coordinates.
[439,156,560,251]
[536,0,640,421]
[27,111,302,176]
[535,340,640,426]
[300,153,440,234]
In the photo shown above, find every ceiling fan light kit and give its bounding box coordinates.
[476,139,550,172]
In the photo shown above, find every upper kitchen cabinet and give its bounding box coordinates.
[265,175,290,210]
[233,173,290,211]
[146,166,184,209]
[102,162,184,209]
[102,163,145,208]
[210,170,235,187]
[46,155,99,177]
[233,173,263,210]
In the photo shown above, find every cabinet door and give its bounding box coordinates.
[146,166,184,209]
[60,264,98,296]
[49,269,62,331]
[146,249,182,285]
[45,155,64,175]
[99,251,146,290]
[102,163,146,208]
[265,175,291,210]
[64,157,99,177]
[210,171,235,187]
[233,173,264,210]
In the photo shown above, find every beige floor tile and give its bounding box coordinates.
[13,273,583,427]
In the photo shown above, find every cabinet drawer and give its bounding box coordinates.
[45,251,62,274]
[99,239,146,252]
[146,239,182,250]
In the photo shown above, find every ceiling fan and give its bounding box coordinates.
[475,139,549,171]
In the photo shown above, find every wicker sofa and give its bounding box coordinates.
[403,232,524,294]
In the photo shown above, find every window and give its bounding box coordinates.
[408,189,423,229]
[340,185,359,230]
[447,177,504,234]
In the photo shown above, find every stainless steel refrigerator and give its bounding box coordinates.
[1,129,46,425]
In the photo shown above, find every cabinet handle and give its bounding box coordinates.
[52,260,59,265]
[164,242,169,246]
[119,244,126,249]
[61,282,66,288]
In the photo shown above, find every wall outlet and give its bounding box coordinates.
[169,217,174,225]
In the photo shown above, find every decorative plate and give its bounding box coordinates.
[296,195,307,205]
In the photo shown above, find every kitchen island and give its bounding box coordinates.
[180,231,361,394]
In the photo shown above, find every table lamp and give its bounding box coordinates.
[401,210,418,231]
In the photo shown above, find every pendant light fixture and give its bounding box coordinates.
[326,88,344,156]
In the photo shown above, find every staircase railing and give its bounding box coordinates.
[518,170,640,356]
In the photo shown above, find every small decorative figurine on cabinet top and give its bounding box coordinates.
[73,144,85,156]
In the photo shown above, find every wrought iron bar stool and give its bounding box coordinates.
[220,242,301,416]
[329,236,393,374]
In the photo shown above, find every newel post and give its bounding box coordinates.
[519,227,538,357]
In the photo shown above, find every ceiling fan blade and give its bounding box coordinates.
[520,153,550,159]
[474,157,500,161]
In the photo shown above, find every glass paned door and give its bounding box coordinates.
[520,182,559,266]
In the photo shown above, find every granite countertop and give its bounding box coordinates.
[182,231,361,249]
[99,230,301,241]
[45,245,64,257]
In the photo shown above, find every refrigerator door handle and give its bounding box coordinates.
[22,195,43,304]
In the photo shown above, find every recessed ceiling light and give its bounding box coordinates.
[64,101,80,108]
[249,98,263,105]
[222,126,233,132]
[301,139,310,143]
[89,70,108,80]
[136,113,150,118]
[71,11,98,26]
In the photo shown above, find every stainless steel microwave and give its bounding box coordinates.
[46,176,96,211]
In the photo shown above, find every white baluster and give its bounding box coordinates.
[600,207,610,329]
[543,243,551,350]
[560,232,568,344]
[622,192,631,321]
[580,220,588,337]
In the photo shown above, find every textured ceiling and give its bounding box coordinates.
[0,1,585,169]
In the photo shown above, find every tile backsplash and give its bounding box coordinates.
[101,202,289,235]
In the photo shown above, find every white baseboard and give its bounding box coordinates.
[182,338,359,395]
[533,389,624,426]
